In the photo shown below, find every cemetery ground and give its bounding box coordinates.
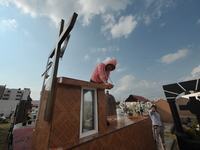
[0,119,10,150]
[0,120,179,150]
[165,129,179,150]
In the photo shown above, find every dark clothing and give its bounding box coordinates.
[90,79,102,84]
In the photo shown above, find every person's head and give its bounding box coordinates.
[150,105,157,111]
[105,59,117,71]
[106,91,109,95]
[106,64,115,71]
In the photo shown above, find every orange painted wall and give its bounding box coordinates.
[30,78,108,149]
[153,98,196,123]
[30,88,51,150]
[153,99,174,123]
[50,117,156,150]
[31,77,156,150]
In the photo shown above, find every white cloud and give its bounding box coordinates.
[180,65,200,81]
[77,0,132,26]
[91,45,119,52]
[6,0,131,27]
[197,19,200,24]
[0,0,10,6]
[29,86,41,100]
[153,3,162,19]
[101,14,137,38]
[101,14,115,36]
[136,80,157,88]
[95,56,115,65]
[111,15,137,38]
[158,49,190,64]
[84,55,89,60]
[112,75,168,100]
[103,57,113,63]
[102,14,137,38]
[2,0,78,25]
[96,58,101,63]
[3,0,177,40]
[22,29,29,35]
[0,19,18,31]
[144,0,154,8]
[142,0,176,26]
[11,0,40,18]
[113,75,159,96]
[0,19,29,35]
[114,75,136,94]
[160,23,165,27]
[143,15,151,25]
[116,67,127,73]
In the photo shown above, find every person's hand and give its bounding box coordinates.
[108,84,114,89]
[105,83,114,89]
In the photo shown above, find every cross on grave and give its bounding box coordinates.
[179,96,200,125]
[40,12,78,122]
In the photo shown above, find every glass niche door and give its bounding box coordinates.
[80,87,98,138]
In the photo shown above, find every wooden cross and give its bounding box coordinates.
[40,12,78,122]
[179,96,200,125]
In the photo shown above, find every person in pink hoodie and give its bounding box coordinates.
[90,59,117,89]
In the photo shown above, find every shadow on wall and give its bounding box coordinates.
[175,97,196,123]
[175,97,196,116]
[153,98,197,123]
[153,99,173,123]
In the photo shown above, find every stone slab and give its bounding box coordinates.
[164,123,174,134]
[165,138,174,150]
[158,138,174,150]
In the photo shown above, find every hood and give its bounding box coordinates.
[105,59,117,70]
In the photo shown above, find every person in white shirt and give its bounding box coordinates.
[149,105,166,150]
[0,113,6,123]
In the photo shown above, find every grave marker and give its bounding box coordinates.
[179,96,200,124]
[40,12,78,122]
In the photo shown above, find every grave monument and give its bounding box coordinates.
[163,79,200,150]
[29,12,156,150]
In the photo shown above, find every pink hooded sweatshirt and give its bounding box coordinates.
[90,59,117,83]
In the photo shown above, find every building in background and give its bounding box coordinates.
[0,86,31,117]
[0,85,6,99]
[1,87,31,100]
[31,101,39,120]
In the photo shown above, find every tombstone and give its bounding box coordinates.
[14,100,32,125]
[105,91,117,116]
[7,96,32,149]
[29,12,156,150]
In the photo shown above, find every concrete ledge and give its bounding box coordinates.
[57,77,109,89]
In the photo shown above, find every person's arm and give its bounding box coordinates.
[97,64,114,89]
[101,77,114,89]
[149,109,154,116]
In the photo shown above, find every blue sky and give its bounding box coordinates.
[0,0,200,101]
